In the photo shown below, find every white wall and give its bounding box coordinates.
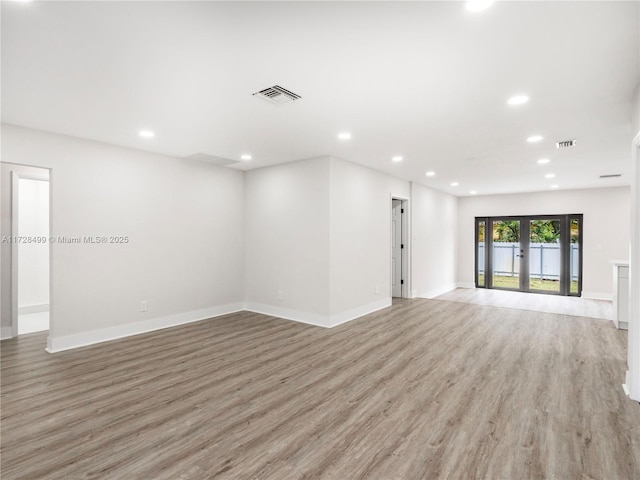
[245,156,414,326]
[457,187,631,299]
[244,157,331,322]
[329,157,410,317]
[1,124,245,350]
[411,182,458,297]
[17,178,50,308]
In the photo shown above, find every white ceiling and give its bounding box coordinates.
[2,1,639,196]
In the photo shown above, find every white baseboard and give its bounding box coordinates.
[0,326,13,340]
[18,303,49,315]
[582,291,613,301]
[245,302,332,328]
[456,282,476,289]
[418,283,457,299]
[245,298,392,329]
[45,302,245,353]
[329,298,392,327]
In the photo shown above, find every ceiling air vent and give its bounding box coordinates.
[183,153,240,167]
[555,139,577,149]
[253,85,301,105]
[599,174,622,178]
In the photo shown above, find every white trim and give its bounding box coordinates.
[45,302,245,353]
[622,382,630,397]
[246,298,392,329]
[581,291,613,301]
[329,298,392,327]
[0,326,13,340]
[18,304,49,315]
[41,298,392,352]
[8,169,52,340]
[11,172,19,338]
[456,282,476,289]
[245,302,331,327]
[418,283,457,299]
[628,130,640,401]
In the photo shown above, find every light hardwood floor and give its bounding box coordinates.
[1,299,638,479]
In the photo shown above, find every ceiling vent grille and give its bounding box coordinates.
[555,139,577,149]
[599,174,622,178]
[183,153,239,167]
[253,85,301,105]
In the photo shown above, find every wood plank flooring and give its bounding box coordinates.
[1,299,639,479]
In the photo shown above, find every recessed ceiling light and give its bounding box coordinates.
[425,171,436,177]
[527,135,543,143]
[451,182,459,187]
[338,132,352,140]
[550,184,559,189]
[507,95,529,106]
[545,173,555,179]
[241,154,252,161]
[139,130,155,138]
[466,0,494,12]
[469,190,477,195]
[537,158,551,164]
[391,156,403,163]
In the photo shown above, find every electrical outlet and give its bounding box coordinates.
[277,290,284,302]
[139,300,148,312]
[374,285,379,295]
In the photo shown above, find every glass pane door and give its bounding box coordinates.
[476,215,582,296]
[477,220,486,287]
[570,217,581,294]
[491,219,521,290]
[528,219,561,293]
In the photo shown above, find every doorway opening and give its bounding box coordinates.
[475,214,582,296]
[7,166,51,337]
[391,198,409,298]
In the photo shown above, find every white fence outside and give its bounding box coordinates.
[478,242,579,281]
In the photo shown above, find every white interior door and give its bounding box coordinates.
[392,199,402,297]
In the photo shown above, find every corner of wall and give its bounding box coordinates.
[632,82,640,135]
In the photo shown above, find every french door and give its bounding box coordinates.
[475,214,582,296]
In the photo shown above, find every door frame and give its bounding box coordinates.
[476,214,583,296]
[10,169,51,338]
[391,195,410,298]
[626,131,640,401]
[484,216,526,292]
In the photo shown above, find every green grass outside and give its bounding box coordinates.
[478,274,579,293]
